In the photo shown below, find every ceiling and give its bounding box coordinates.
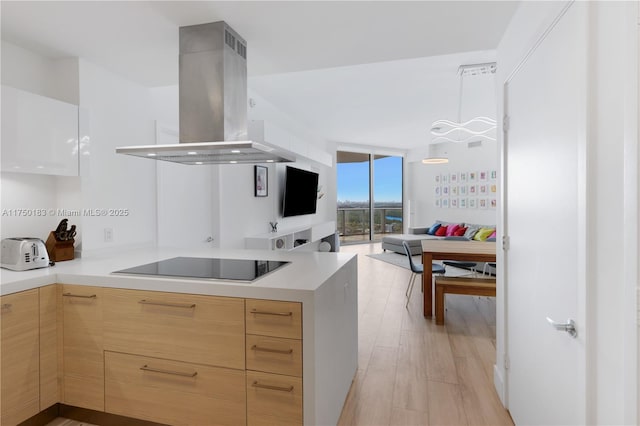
[1,1,519,150]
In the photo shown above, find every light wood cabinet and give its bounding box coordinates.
[105,351,246,426]
[246,371,303,426]
[39,284,61,410]
[246,299,302,339]
[103,288,245,369]
[0,289,40,426]
[246,335,302,378]
[61,285,104,411]
[246,299,303,426]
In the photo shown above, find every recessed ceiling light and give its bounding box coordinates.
[231,150,241,153]
[266,160,274,163]
[36,165,44,169]
[187,151,197,155]
[195,162,203,165]
[230,160,238,164]
[147,153,157,157]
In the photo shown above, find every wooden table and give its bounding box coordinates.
[421,239,497,317]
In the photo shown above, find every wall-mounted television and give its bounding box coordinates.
[282,166,319,217]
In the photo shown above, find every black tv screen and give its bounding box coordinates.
[282,166,319,217]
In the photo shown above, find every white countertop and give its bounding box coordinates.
[0,247,357,301]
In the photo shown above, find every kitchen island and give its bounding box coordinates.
[0,247,358,426]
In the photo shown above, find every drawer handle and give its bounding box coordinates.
[250,309,292,317]
[138,300,196,309]
[251,345,293,355]
[63,293,97,299]
[140,365,198,378]
[251,381,294,393]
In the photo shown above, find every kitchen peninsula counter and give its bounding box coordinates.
[0,247,358,426]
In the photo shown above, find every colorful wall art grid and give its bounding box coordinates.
[434,170,497,209]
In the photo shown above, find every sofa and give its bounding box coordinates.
[381,221,496,256]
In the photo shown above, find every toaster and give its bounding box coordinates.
[1,238,50,271]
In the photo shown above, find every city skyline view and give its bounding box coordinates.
[337,155,402,204]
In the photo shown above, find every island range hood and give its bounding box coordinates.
[116,21,295,165]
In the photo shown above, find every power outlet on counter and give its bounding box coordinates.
[104,228,113,243]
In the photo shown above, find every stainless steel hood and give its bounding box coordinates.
[116,21,295,164]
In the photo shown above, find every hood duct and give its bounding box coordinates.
[116,21,295,164]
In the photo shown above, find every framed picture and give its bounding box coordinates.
[490,170,497,180]
[490,184,497,193]
[450,172,458,183]
[460,198,467,209]
[469,171,477,182]
[479,184,488,195]
[460,172,468,182]
[435,174,441,183]
[254,165,268,197]
[435,198,441,208]
[469,198,477,209]
[442,174,449,184]
[435,186,441,197]
[443,186,450,196]
[451,198,458,208]
[442,198,449,208]
[490,198,497,209]
[479,198,488,209]
[479,171,488,181]
[460,185,467,196]
[452,185,459,196]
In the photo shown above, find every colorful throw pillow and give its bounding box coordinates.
[488,230,497,239]
[473,227,495,241]
[435,225,448,236]
[446,224,460,237]
[464,225,480,239]
[427,223,441,235]
[454,226,467,236]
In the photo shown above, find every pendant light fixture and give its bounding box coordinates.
[422,143,448,164]
[429,62,497,146]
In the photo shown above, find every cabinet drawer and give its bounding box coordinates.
[105,351,246,426]
[62,285,104,411]
[104,288,245,369]
[247,371,303,426]
[246,335,302,377]
[246,299,302,339]
[1,289,40,426]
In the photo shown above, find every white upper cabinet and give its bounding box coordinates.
[2,85,79,176]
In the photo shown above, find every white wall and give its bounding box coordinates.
[496,1,639,423]
[1,42,157,254]
[77,59,157,253]
[407,140,497,228]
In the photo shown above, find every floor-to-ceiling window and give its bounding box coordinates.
[337,151,403,244]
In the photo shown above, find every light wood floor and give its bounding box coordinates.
[337,243,513,426]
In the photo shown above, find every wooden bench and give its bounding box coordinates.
[434,276,496,325]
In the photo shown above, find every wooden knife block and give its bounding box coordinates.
[45,231,75,262]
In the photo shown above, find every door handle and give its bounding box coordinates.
[546,317,577,338]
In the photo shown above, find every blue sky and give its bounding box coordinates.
[337,156,402,202]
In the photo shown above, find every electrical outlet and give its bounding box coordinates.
[104,228,113,243]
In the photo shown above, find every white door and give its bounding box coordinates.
[156,123,215,248]
[505,3,587,424]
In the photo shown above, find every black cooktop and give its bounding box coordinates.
[113,257,289,282]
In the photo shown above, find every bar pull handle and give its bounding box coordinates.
[251,345,293,355]
[250,309,292,317]
[251,381,293,392]
[140,365,197,378]
[139,300,196,309]
[63,293,97,299]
